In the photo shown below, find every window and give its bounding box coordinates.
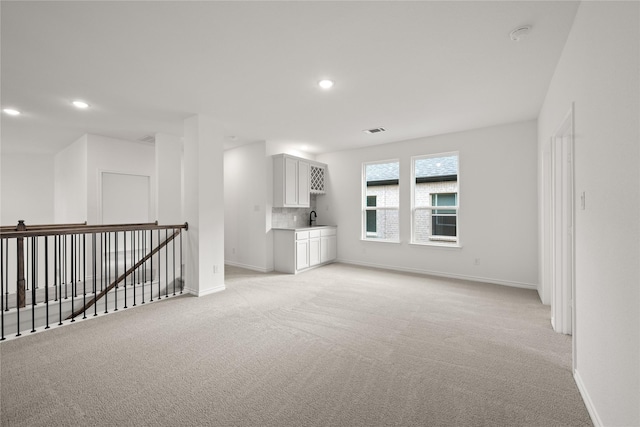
[412,153,459,245]
[363,160,399,241]
[366,196,377,234]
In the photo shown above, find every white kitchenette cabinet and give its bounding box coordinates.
[273,226,337,274]
[273,154,310,208]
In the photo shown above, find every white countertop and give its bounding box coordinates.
[272,225,337,231]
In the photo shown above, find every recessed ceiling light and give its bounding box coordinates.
[318,79,334,89]
[3,108,21,116]
[72,100,89,109]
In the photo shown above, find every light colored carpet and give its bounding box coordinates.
[0,263,591,426]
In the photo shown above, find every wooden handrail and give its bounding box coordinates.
[0,221,88,232]
[1,222,187,239]
[67,228,183,320]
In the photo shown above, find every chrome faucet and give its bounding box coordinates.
[309,210,317,226]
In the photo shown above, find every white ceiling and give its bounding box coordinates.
[1,1,579,155]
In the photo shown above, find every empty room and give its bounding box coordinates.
[1,1,638,426]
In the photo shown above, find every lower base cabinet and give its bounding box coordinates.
[274,227,337,274]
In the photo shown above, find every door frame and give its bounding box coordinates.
[550,104,576,370]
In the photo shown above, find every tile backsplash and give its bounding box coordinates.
[272,195,317,228]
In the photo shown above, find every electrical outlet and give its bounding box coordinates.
[293,215,297,222]
[232,248,236,254]
[213,265,218,273]
[474,258,480,265]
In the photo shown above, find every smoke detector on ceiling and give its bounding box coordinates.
[510,25,532,42]
[363,127,386,134]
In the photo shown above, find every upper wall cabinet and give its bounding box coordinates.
[273,154,328,207]
[273,154,310,208]
[310,163,325,195]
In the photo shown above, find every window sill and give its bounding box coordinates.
[410,241,462,249]
[361,238,401,244]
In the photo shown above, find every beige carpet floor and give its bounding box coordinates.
[0,263,591,426]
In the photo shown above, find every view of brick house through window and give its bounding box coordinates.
[413,153,459,245]
[363,154,458,244]
[364,160,399,241]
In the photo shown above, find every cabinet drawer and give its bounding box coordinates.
[295,231,309,240]
[321,228,337,236]
[309,229,321,238]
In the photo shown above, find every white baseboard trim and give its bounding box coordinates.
[574,369,603,427]
[185,284,226,297]
[337,258,537,290]
[224,260,272,273]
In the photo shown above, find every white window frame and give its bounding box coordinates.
[410,152,461,247]
[362,159,400,243]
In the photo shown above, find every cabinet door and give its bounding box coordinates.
[284,157,298,206]
[309,237,321,266]
[298,161,310,207]
[296,240,309,271]
[327,235,337,261]
[321,235,337,263]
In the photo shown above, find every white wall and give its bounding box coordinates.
[316,120,538,288]
[85,134,155,225]
[224,141,271,271]
[1,152,55,225]
[155,133,182,224]
[538,2,639,425]
[54,135,88,223]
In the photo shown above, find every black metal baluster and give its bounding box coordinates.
[114,232,118,312]
[31,237,36,332]
[82,234,87,319]
[173,229,176,296]
[101,233,104,292]
[93,233,98,317]
[131,231,136,307]
[180,229,183,294]
[124,231,128,309]
[165,229,168,298]
[26,238,30,292]
[35,238,38,291]
[16,239,21,337]
[58,236,62,326]
[141,230,147,304]
[149,230,153,302]
[54,236,58,302]
[158,229,162,299]
[4,239,8,310]
[44,236,50,329]
[1,238,5,340]
[64,236,68,299]
[105,233,109,314]
[70,235,75,323]
[75,234,79,297]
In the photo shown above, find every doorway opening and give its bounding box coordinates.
[549,104,576,369]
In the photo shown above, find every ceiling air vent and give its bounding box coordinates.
[363,127,386,134]
[138,135,155,144]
